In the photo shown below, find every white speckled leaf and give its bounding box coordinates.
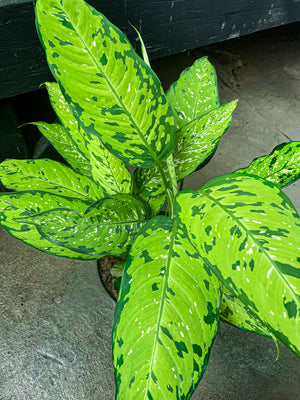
[113,216,222,399]
[138,192,167,216]
[31,121,91,177]
[176,173,300,357]
[236,141,300,188]
[18,194,152,258]
[133,165,166,198]
[84,134,132,195]
[0,159,104,201]
[131,25,150,67]
[0,191,94,259]
[220,289,278,341]
[167,57,220,130]
[44,82,90,160]
[173,100,237,178]
[45,82,132,193]
[134,100,237,196]
[36,0,174,168]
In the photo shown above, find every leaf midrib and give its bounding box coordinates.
[61,6,163,168]
[1,163,94,200]
[144,219,178,399]
[98,146,126,193]
[35,122,90,168]
[200,189,298,302]
[20,216,150,228]
[46,83,91,162]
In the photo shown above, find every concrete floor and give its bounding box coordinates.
[1,23,300,399]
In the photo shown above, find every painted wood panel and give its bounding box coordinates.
[0,0,299,99]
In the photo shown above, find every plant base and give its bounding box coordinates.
[97,256,124,301]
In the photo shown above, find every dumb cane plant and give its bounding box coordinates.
[1,0,300,398]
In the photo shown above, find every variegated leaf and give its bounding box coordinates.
[139,192,167,216]
[236,141,300,188]
[84,134,132,194]
[167,57,220,130]
[113,216,222,399]
[45,82,132,193]
[0,190,94,259]
[111,261,125,278]
[176,173,300,357]
[31,121,91,177]
[36,0,175,168]
[134,100,237,196]
[220,289,278,341]
[133,165,166,197]
[44,81,90,160]
[0,159,104,201]
[131,24,150,67]
[17,194,152,257]
[173,100,237,178]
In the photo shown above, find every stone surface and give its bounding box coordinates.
[1,23,300,400]
[0,228,116,400]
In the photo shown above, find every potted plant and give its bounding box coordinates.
[0,0,299,398]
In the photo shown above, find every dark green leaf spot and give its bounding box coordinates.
[100,53,108,65]
[205,225,212,236]
[192,343,203,358]
[191,205,200,217]
[117,354,123,367]
[167,286,176,296]
[167,384,174,393]
[203,302,218,326]
[129,376,135,388]
[152,283,159,292]
[151,371,157,384]
[283,298,298,318]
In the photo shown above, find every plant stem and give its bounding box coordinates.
[156,155,178,219]
[156,163,174,217]
[166,188,174,218]
[166,154,178,197]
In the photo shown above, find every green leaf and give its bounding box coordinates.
[139,192,167,216]
[44,81,90,161]
[0,190,94,259]
[173,100,237,179]
[130,24,150,67]
[0,159,104,201]
[31,121,91,177]
[36,0,175,168]
[113,216,222,399]
[45,82,132,193]
[111,261,125,278]
[84,134,132,194]
[220,289,278,342]
[236,141,300,188]
[176,173,300,357]
[133,165,165,197]
[114,277,122,292]
[17,194,152,258]
[167,57,220,130]
[134,100,237,196]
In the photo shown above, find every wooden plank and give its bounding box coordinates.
[0,1,51,100]
[129,0,300,58]
[0,0,128,100]
[0,0,299,100]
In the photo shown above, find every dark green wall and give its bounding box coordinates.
[0,0,300,99]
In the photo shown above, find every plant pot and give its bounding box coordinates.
[97,256,124,302]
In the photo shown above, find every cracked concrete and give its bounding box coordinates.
[1,23,300,399]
